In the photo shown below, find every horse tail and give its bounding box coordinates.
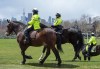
[77,31,84,50]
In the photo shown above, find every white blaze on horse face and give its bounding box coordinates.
[5,32,9,36]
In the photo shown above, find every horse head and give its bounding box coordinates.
[5,19,25,36]
[5,19,15,36]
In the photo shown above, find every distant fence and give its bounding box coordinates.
[0,34,16,39]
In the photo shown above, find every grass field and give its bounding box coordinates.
[0,39,100,69]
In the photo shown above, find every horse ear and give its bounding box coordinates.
[7,19,10,23]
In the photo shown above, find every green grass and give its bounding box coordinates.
[0,39,100,69]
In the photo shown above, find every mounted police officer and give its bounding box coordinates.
[24,8,41,44]
[52,13,63,49]
[52,13,63,34]
[86,32,97,57]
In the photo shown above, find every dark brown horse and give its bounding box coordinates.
[82,44,100,61]
[39,27,84,61]
[5,20,63,66]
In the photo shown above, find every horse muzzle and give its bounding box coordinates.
[5,32,9,36]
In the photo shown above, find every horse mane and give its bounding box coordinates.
[12,21,26,27]
[40,23,48,28]
[63,27,81,33]
[12,21,48,28]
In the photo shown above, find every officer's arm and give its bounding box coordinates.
[33,15,40,21]
[54,19,62,26]
[88,37,93,44]
[28,16,34,25]
[54,20,58,26]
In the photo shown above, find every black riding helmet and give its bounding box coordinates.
[91,32,95,36]
[32,8,38,14]
[56,13,61,18]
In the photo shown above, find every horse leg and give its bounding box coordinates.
[72,49,81,61]
[77,54,81,60]
[20,45,29,64]
[72,51,77,61]
[72,44,81,61]
[25,55,32,59]
[76,49,81,60]
[39,47,50,64]
[52,47,62,66]
[72,45,78,61]
[38,46,46,61]
[88,56,91,61]
[84,55,87,61]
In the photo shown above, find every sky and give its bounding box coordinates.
[0,0,100,21]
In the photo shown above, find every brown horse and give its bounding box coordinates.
[5,20,63,66]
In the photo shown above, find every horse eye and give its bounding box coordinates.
[7,25,9,27]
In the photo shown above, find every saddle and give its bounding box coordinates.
[30,29,40,39]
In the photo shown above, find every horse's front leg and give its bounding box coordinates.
[21,50,26,64]
[72,51,77,61]
[84,55,87,61]
[72,44,81,61]
[38,46,46,61]
[88,56,91,61]
[72,45,77,61]
[20,44,29,64]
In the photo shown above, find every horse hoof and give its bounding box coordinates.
[25,55,33,59]
[39,61,44,65]
[79,57,81,60]
[38,58,42,61]
[56,63,61,67]
[55,59,58,61]
[27,56,33,59]
[20,62,25,65]
[72,59,75,61]
[88,60,90,61]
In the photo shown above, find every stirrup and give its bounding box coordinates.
[24,39,30,44]
[56,32,61,34]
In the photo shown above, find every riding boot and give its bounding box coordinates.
[24,27,33,44]
[24,29,31,44]
[57,34,62,46]
[86,45,93,57]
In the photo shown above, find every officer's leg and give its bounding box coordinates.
[24,27,33,43]
[87,45,93,56]
[56,34,62,47]
[57,26,62,34]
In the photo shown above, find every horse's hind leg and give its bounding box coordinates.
[52,47,61,66]
[88,56,91,61]
[38,46,46,61]
[39,47,50,64]
[84,55,87,61]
